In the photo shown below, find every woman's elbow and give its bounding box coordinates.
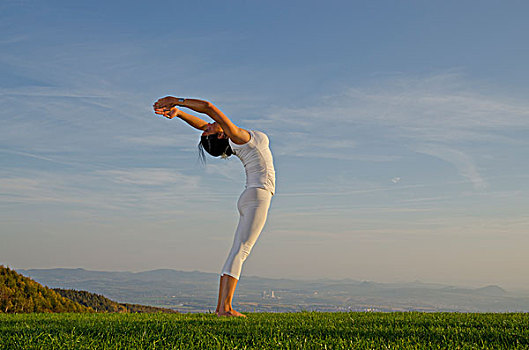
[202,101,214,112]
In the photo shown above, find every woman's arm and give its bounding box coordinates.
[154,97,250,144]
[183,99,251,144]
[154,106,208,131]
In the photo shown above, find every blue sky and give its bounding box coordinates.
[1,0,529,290]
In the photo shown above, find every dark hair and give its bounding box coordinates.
[198,133,233,162]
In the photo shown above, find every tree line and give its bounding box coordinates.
[54,288,178,313]
[1,265,177,314]
[0,265,92,313]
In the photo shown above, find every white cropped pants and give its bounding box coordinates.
[221,187,272,280]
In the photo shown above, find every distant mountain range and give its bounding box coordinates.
[20,268,529,313]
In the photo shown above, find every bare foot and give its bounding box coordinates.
[216,309,247,317]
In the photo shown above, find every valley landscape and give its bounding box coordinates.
[21,268,529,313]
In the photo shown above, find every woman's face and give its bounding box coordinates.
[202,122,226,138]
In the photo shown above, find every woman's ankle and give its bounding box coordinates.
[219,304,233,313]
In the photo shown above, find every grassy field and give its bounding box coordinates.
[1,312,528,349]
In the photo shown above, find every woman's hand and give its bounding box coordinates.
[153,96,179,110]
[154,107,180,119]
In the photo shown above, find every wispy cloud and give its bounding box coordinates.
[0,149,75,166]
[119,136,186,148]
[0,35,28,45]
[0,167,204,220]
[205,161,244,182]
[96,168,199,187]
[414,144,488,190]
[264,72,529,188]
[268,72,529,140]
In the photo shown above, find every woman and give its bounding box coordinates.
[154,96,275,317]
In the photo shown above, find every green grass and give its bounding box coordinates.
[1,312,528,349]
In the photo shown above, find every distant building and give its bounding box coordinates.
[262,289,279,299]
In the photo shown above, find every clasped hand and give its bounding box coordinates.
[153,96,180,119]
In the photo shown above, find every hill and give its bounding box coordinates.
[0,265,92,313]
[53,288,178,313]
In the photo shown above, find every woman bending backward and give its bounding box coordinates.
[154,97,275,317]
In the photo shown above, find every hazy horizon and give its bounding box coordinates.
[2,1,529,291]
[11,265,529,294]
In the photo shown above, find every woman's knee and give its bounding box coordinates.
[235,242,254,262]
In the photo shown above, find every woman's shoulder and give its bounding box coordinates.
[229,130,269,149]
[251,130,270,145]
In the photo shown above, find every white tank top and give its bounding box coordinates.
[229,130,276,195]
